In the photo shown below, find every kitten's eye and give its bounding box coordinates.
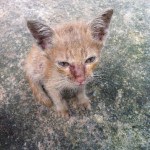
[58,61,70,67]
[85,56,96,64]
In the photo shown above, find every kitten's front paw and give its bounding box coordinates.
[55,100,69,118]
[78,97,91,110]
[80,101,91,110]
[57,109,70,119]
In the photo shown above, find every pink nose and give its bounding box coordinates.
[76,76,85,84]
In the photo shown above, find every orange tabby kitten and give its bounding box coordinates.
[24,9,113,118]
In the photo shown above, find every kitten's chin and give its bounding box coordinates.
[75,82,85,86]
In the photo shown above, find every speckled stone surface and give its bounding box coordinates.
[0,0,149,149]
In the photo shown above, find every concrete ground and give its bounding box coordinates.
[0,0,149,149]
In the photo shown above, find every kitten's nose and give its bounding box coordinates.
[76,76,85,85]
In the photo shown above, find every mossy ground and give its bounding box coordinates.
[0,0,149,149]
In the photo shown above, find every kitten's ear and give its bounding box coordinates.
[90,9,113,43]
[27,20,54,50]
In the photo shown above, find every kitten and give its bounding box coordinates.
[24,9,113,118]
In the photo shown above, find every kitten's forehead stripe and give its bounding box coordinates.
[53,21,101,64]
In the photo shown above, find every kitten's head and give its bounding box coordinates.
[27,9,113,86]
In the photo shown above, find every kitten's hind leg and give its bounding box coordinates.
[28,78,53,108]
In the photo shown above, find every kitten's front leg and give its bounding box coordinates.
[75,86,91,110]
[46,87,69,118]
[27,78,53,108]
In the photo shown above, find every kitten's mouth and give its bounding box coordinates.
[69,76,93,86]
[74,76,86,86]
[75,81,85,86]
[75,76,93,86]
